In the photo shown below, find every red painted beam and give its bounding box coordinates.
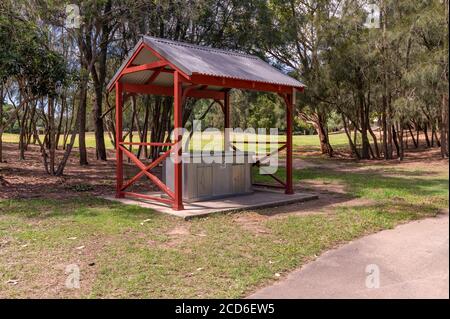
[123,83,225,100]
[107,42,146,91]
[119,145,175,199]
[190,74,301,94]
[188,90,225,100]
[119,142,174,147]
[283,93,294,195]
[182,84,202,103]
[122,60,168,75]
[234,141,287,144]
[120,148,173,192]
[173,71,184,211]
[115,82,124,198]
[122,192,174,205]
[145,68,163,84]
[224,91,230,151]
[269,174,287,187]
[253,144,287,167]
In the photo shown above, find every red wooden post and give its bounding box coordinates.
[224,90,230,151]
[115,81,124,198]
[173,71,184,210]
[285,93,294,194]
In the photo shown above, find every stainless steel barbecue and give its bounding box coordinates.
[162,151,254,202]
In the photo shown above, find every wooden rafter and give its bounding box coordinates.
[122,60,168,75]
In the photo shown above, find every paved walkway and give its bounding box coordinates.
[249,212,449,299]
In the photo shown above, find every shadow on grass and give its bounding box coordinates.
[0,196,161,221]
[255,166,448,202]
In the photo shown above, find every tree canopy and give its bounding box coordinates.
[0,0,448,172]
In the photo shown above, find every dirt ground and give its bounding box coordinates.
[0,143,160,199]
[1,141,446,215]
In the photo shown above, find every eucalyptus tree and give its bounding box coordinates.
[68,0,131,162]
[410,0,449,158]
[252,0,340,157]
[373,0,448,159]
[0,6,68,171]
[101,0,266,159]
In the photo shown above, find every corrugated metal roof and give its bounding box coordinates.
[107,36,304,91]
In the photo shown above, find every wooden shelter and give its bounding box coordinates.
[107,36,305,211]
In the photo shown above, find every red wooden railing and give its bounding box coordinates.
[117,141,176,205]
[231,140,289,190]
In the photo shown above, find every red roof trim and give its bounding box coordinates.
[189,73,296,94]
[107,41,145,92]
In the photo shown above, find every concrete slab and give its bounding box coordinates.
[103,190,318,220]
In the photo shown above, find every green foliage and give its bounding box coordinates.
[0,10,67,97]
[68,183,95,192]
[247,93,285,130]
[1,0,447,161]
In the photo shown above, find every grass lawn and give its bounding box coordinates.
[1,132,113,150]
[1,131,351,152]
[0,156,447,298]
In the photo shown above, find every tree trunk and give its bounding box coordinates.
[441,94,449,158]
[18,98,28,160]
[381,0,392,160]
[392,124,400,158]
[397,121,405,160]
[55,93,66,150]
[48,96,56,174]
[407,123,418,148]
[300,111,333,157]
[432,125,440,147]
[443,0,449,158]
[316,120,333,157]
[0,84,3,163]
[92,80,107,160]
[127,95,137,162]
[358,86,370,159]
[382,107,389,159]
[368,124,380,158]
[150,97,173,160]
[416,123,420,148]
[360,123,371,159]
[387,119,394,158]
[88,0,112,161]
[79,74,89,166]
[137,99,150,159]
[63,96,75,150]
[55,107,82,175]
[424,123,431,147]
[26,103,36,146]
[342,113,360,159]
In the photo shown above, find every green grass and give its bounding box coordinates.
[0,159,447,298]
[254,165,449,209]
[2,131,351,151]
[2,132,113,149]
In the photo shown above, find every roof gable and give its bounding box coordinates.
[107,36,304,91]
